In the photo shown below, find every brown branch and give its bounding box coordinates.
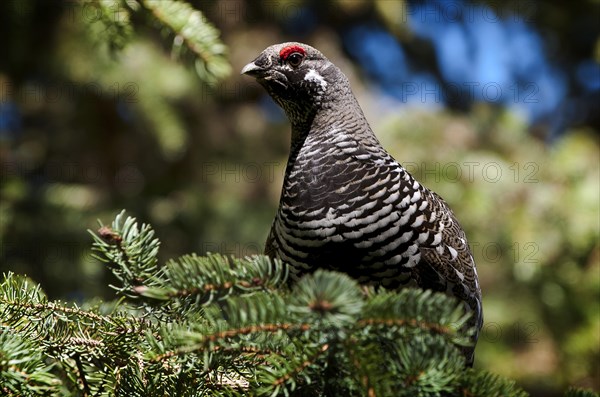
[69,337,104,348]
[1,299,114,326]
[358,318,451,335]
[273,343,329,386]
[151,323,311,363]
[211,345,276,356]
[74,353,91,397]
[163,277,273,299]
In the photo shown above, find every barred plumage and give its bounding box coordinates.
[242,42,482,365]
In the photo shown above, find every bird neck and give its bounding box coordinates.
[290,96,381,164]
[288,86,370,147]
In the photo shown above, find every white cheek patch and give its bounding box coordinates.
[304,69,328,90]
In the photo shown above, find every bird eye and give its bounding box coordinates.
[287,52,304,67]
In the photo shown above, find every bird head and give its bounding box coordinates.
[242,42,344,124]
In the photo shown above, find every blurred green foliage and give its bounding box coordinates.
[0,1,598,396]
[377,108,599,393]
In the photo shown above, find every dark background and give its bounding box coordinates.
[1,0,598,395]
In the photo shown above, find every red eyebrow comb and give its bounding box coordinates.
[279,45,306,60]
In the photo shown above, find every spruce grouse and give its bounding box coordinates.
[242,42,483,365]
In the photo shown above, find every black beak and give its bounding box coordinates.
[241,61,266,77]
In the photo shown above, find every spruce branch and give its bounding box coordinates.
[458,370,530,397]
[149,322,312,363]
[81,0,134,52]
[564,388,599,397]
[141,0,231,83]
[91,213,288,316]
[1,211,544,396]
[90,210,161,297]
[253,342,330,395]
[79,0,231,84]
[0,329,61,396]
[0,273,114,346]
[288,269,364,326]
[139,253,288,305]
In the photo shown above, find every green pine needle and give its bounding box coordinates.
[1,211,539,396]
